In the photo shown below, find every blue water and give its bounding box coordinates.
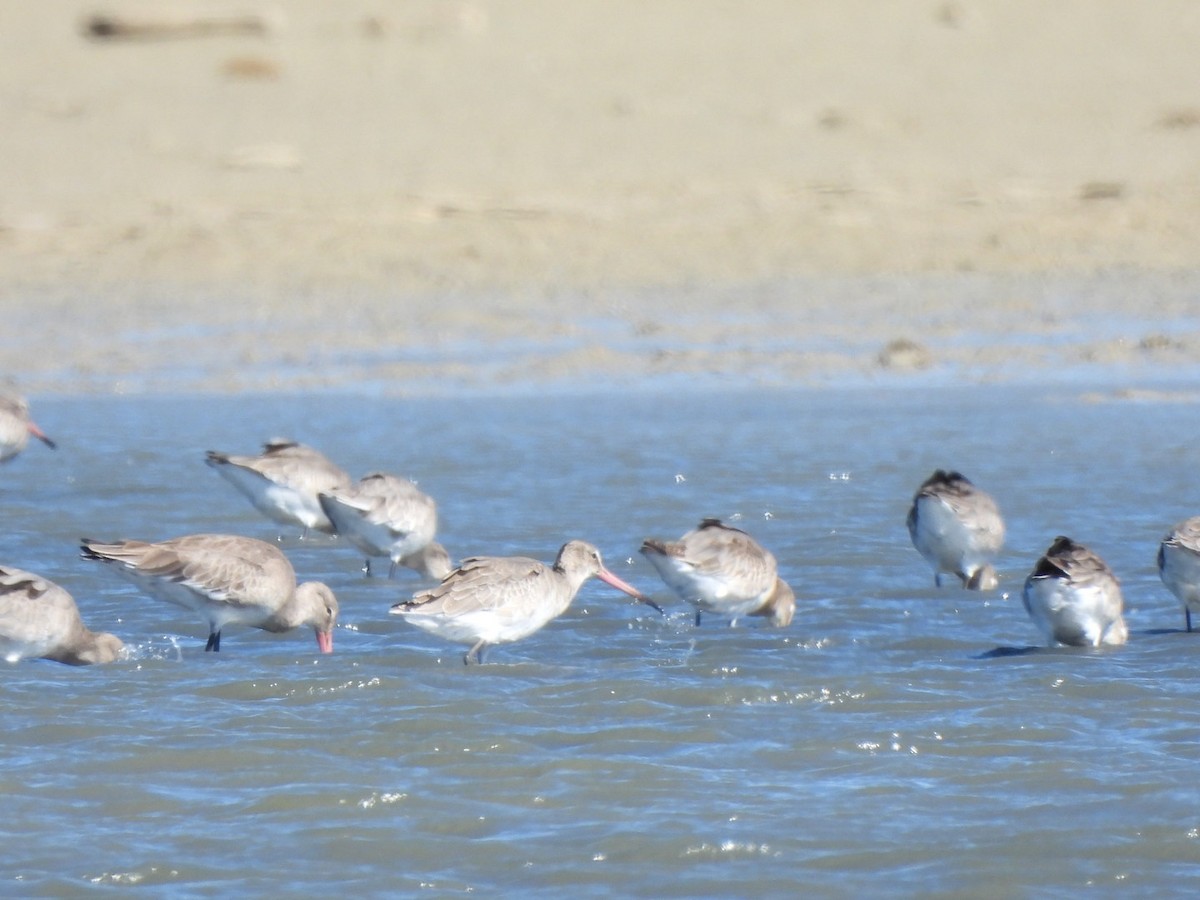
[3,385,1200,895]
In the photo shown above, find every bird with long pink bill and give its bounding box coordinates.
[391,539,659,664]
[81,534,338,654]
[0,390,56,463]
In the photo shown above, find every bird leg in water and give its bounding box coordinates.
[464,639,488,665]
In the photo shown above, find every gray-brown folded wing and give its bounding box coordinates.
[405,556,549,617]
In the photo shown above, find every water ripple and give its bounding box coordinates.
[5,387,1200,894]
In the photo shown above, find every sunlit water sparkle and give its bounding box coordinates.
[3,386,1200,895]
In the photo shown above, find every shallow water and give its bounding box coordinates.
[3,385,1200,895]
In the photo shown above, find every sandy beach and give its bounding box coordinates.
[3,1,1200,393]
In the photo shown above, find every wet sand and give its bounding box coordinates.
[2,2,1199,392]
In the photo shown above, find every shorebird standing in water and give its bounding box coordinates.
[0,391,56,463]
[0,565,123,665]
[907,469,1005,590]
[319,472,452,580]
[391,540,658,664]
[206,439,351,537]
[639,518,794,627]
[82,534,338,654]
[1022,535,1127,647]
[1157,516,1200,632]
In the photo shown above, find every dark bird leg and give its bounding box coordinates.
[694,611,702,627]
[205,630,222,652]
[1188,608,1194,633]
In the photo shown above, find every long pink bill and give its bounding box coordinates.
[597,568,664,615]
[315,628,334,654]
[28,421,56,450]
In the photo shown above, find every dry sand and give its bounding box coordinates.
[2,1,1200,393]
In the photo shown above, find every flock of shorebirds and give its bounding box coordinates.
[907,467,1200,647]
[3,391,1200,667]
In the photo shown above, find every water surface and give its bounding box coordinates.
[3,386,1199,895]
